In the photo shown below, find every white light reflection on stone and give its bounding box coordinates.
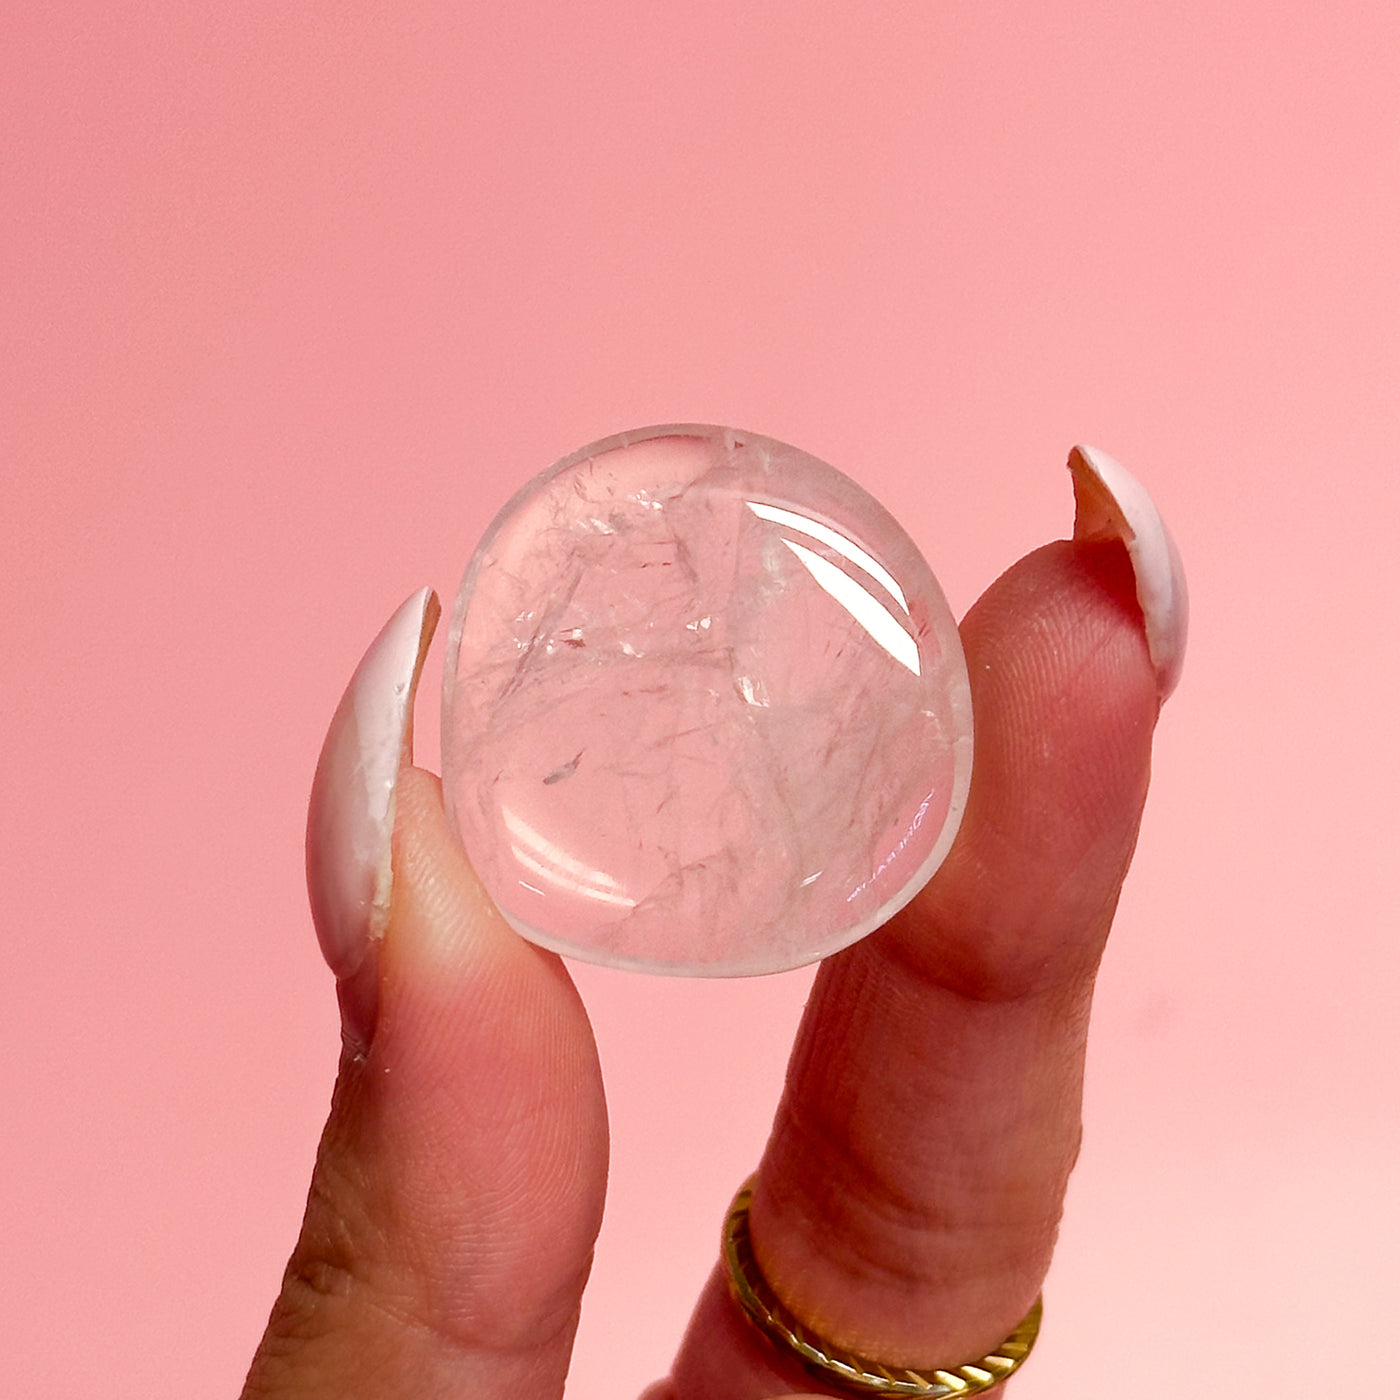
[779,537,922,676]
[746,500,909,613]
[501,806,636,908]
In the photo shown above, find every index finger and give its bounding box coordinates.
[666,455,1185,1396]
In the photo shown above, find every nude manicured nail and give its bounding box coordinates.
[1069,445,1189,699]
[306,587,440,1051]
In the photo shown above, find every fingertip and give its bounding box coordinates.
[380,764,601,1104]
[959,537,1159,797]
[381,764,556,994]
[898,537,1161,999]
[368,760,609,1338]
[968,534,1153,711]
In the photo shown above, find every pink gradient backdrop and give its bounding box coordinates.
[3,4,1395,1396]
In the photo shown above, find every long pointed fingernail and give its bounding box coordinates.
[1068,445,1188,699]
[306,587,440,1052]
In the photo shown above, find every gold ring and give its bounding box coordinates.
[722,1177,1042,1396]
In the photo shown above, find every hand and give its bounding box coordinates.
[241,448,1185,1400]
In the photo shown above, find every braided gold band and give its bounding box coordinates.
[722,1178,1042,1397]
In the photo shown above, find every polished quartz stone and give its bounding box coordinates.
[442,425,972,975]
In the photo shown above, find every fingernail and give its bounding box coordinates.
[1068,445,1189,699]
[306,587,440,1052]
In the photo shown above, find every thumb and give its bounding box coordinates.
[244,591,609,1400]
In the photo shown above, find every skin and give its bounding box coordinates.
[243,534,1161,1399]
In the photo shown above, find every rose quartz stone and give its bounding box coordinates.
[442,425,972,975]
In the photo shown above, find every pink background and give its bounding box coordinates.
[3,4,1396,1397]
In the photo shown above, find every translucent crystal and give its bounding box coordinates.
[442,425,972,975]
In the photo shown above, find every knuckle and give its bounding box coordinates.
[270,1153,395,1343]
